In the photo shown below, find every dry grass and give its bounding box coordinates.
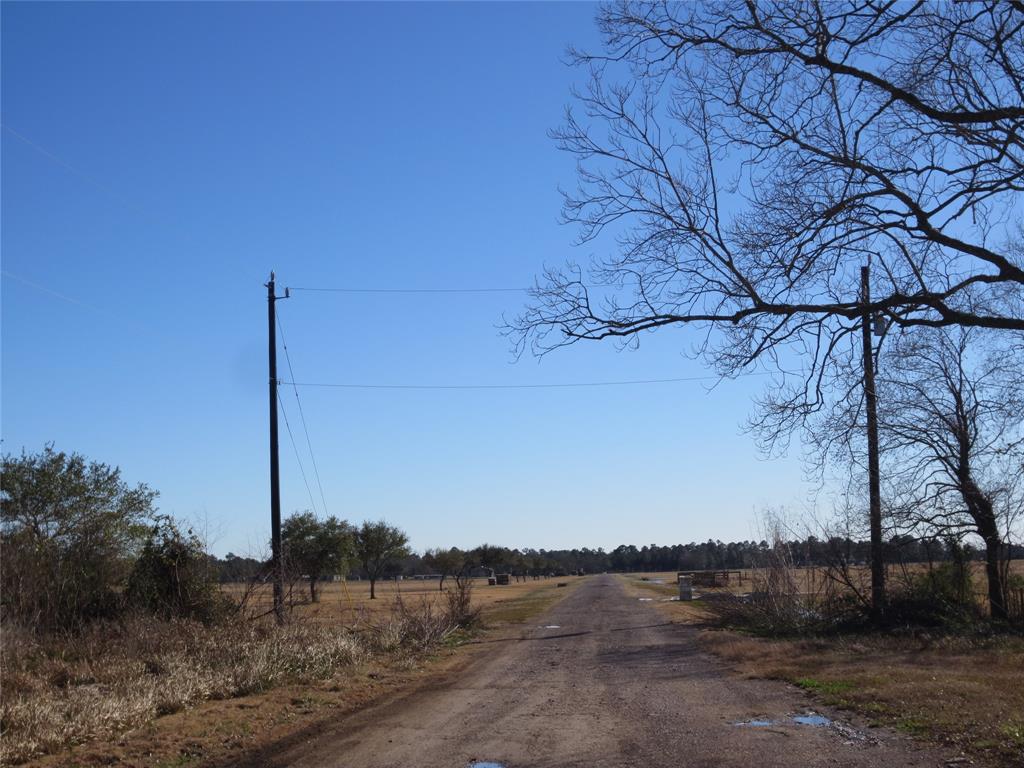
[0,577,574,767]
[222,575,566,624]
[703,630,1024,765]
[0,616,366,765]
[621,562,1024,605]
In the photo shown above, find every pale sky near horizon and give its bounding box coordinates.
[2,1,821,557]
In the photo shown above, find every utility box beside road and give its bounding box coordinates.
[679,576,693,601]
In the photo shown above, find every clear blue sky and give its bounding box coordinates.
[2,1,814,557]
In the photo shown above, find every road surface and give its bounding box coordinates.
[244,574,953,768]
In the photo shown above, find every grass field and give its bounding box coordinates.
[222,575,574,624]
[618,570,1024,765]
[621,561,1024,602]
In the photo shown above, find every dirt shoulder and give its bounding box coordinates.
[617,572,1024,767]
[26,578,583,768]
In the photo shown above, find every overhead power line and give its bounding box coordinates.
[2,269,105,312]
[287,286,528,294]
[277,313,330,517]
[277,388,321,516]
[278,373,768,390]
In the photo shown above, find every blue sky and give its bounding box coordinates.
[2,2,814,556]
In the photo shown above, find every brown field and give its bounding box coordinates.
[618,571,1024,765]
[622,560,1024,600]
[221,575,570,624]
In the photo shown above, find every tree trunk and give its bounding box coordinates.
[983,538,1008,621]
[973,521,1006,620]
[309,577,319,603]
[961,470,1007,620]
[369,577,376,599]
[439,574,446,592]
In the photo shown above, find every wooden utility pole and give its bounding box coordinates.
[267,271,287,624]
[861,265,885,621]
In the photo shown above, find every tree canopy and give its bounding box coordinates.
[354,520,410,599]
[1,446,157,629]
[511,1,1023,384]
[281,511,355,602]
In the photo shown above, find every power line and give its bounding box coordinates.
[2,123,198,246]
[277,373,768,390]
[287,286,528,294]
[277,388,320,516]
[2,269,104,313]
[276,313,330,517]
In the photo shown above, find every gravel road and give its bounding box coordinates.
[248,574,953,768]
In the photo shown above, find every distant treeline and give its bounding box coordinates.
[211,535,1023,583]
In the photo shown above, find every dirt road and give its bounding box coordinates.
[246,574,952,768]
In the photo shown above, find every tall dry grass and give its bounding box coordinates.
[0,589,478,766]
[0,616,364,764]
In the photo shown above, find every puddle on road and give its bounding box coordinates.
[793,714,831,726]
[541,625,561,629]
[637,598,653,602]
[469,763,506,768]
[732,714,832,728]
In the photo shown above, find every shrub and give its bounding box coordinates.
[702,530,827,636]
[886,562,982,628]
[446,577,481,629]
[126,516,230,624]
[366,583,481,654]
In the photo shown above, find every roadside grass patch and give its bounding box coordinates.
[632,579,678,598]
[795,678,855,697]
[484,580,579,626]
[699,629,1024,766]
[895,717,931,737]
[1001,721,1024,748]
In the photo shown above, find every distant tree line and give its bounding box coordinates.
[210,535,1022,584]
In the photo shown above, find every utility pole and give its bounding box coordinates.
[266,271,289,624]
[861,265,885,621]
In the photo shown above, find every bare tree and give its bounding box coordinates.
[512,2,1022,358]
[874,327,1023,619]
[795,315,1023,615]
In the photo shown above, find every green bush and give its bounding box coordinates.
[1,447,156,631]
[887,562,981,628]
[126,517,230,624]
